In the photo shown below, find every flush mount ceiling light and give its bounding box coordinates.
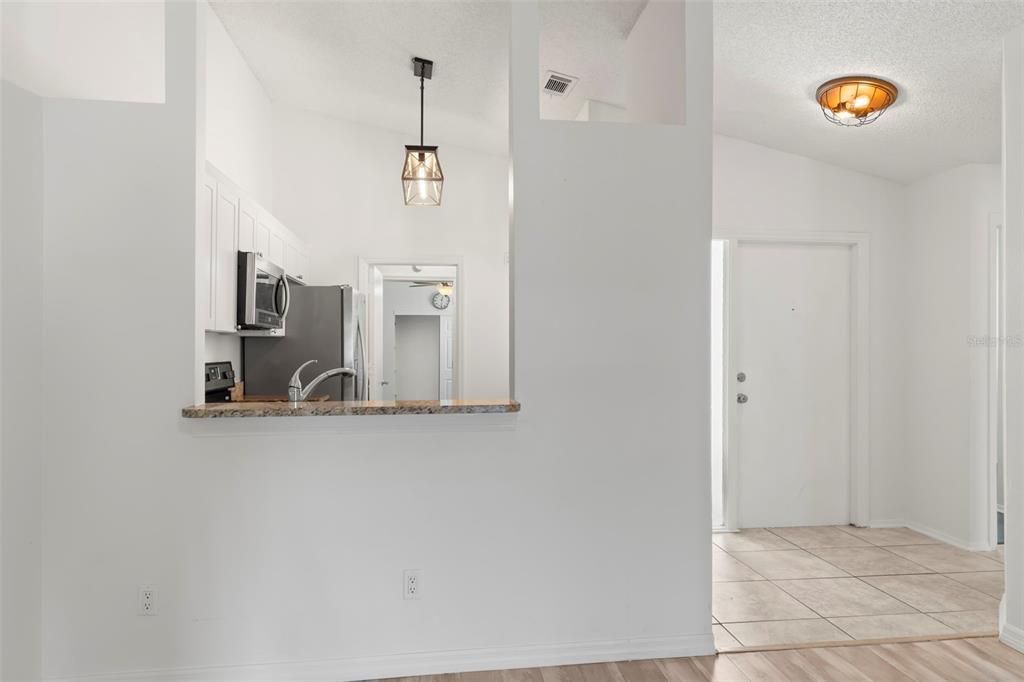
[402,57,444,206]
[816,76,898,127]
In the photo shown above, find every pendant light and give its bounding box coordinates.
[402,57,444,206]
[816,76,898,127]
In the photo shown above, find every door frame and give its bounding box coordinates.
[988,213,1006,550]
[358,257,465,401]
[717,231,871,529]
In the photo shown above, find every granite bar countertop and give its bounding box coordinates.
[182,399,520,418]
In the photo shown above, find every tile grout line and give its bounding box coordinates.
[713,528,1003,647]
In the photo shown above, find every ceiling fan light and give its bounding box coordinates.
[402,145,443,206]
[816,76,898,127]
[436,282,453,296]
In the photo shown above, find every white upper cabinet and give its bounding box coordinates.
[284,242,310,282]
[198,164,311,334]
[238,199,258,254]
[197,174,217,331]
[255,217,271,261]
[268,231,284,269]
[212,182,239,333]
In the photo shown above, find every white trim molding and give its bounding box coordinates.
[358,256,467,402]
[53,633,714,682]
[868,519,990,553]
[1000,621,1024,655]
[715,230,871,527]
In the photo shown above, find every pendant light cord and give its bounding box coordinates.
[419,75,425,147]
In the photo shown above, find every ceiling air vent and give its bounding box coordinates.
[542,71,578,97]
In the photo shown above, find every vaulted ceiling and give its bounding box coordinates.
[213,0,1024,183]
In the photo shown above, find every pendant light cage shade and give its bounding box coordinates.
[816,76,898,127]
[402,145,444,206]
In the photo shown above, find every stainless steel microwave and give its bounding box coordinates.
[237,251,289,333]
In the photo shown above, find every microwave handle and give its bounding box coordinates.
[276,275,291,319]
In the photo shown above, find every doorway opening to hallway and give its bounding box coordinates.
[708,237,1005,651]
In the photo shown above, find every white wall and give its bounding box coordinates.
[624,0,686,124]
[0,0,164,103]
[203,1,273,209]
[29,2,714,679]
[1,80,45,682]
[904,164,1001,549]
[38,4,199,678]
[1001,26,1024,652]
[395,316,442,400]
[713,134,909,525]
[273,106,510,399]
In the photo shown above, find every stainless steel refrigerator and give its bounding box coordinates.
[243,284,367,400]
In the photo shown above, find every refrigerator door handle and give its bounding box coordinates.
[356,319,368,400]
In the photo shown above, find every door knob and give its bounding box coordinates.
[737,393,749,404]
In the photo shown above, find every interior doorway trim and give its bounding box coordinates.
[358,256,465,401]
[988,213,1005,551]
[715,230,871,528]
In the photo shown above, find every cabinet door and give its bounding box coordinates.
[255,219,271,261]
[213,184,239,333]
[268,231,284,268]
[284,242,301,280]
[238,199,257,254]
[197,175,217,331]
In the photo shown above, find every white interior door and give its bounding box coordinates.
[439,315,454,400]
[730,241,852,528]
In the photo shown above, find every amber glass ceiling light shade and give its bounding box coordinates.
[816,76,898,127]
[403,57,444,206]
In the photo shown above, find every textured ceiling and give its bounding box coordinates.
[215,1,1024,182]
[715,0,1024,183]
[210,0,511,154]
[539,1,647,120]
[210,1,646,152]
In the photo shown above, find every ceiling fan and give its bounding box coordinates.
[408,280,454,295]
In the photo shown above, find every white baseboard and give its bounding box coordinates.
[864,519,906,529]
[1000,621,1024,654]
[868,519,988,552]
[55,633,715,682]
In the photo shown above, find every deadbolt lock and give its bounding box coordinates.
[737,372,747,382]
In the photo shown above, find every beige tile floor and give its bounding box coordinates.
[712,526,1004,650]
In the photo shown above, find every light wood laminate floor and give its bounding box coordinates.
[384,636,1024,681]
[713,526,1003,648]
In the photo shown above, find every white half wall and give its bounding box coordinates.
[713,134,908,525]
[272,106,510,399]
[30,1,714,679]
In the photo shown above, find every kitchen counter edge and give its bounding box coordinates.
[181,399,521,418]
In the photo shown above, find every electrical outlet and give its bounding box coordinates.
[138,586,157,615]
[403,569,421,600]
